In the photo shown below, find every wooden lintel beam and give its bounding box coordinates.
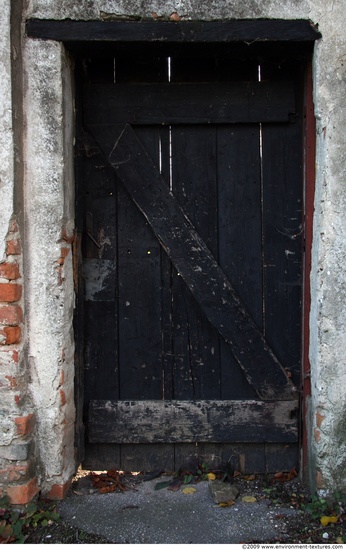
[26,19,321,43]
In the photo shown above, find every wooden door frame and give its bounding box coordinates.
[27,19,320,476]
[301,61,316,480]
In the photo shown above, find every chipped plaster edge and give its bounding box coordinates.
[23,37,76,490]
[0,0,14,258]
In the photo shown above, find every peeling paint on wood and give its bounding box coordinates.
[89,399,299,444]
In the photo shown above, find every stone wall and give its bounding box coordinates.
[0,0,345,502]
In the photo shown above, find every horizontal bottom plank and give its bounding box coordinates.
[89,399,298,444]
[83,442,299,473]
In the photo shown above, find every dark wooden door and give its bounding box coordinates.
[76,50,303,473]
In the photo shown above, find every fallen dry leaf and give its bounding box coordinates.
[218,500,235,508]
[242,496,257,503]
[273,468,298,482]
[90,470,127,493]
[320,515,338,526]
[182,487,197,495]
[207,473,216,480]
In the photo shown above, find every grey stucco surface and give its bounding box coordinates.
[0,0,14,257]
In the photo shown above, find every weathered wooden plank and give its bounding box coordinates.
[262,122,303,385]
[119,444,175,472]
[117,128,163,400]
[157,126,175,400]
[171,125,221,399]
[89,399,299,444]
[92,124,295,400]
[26,19,321,43]
[84,301,118,402]
[83,443,121,471]
[83,441,298,473]
[217,125,262,400]
[82,146,119,406]
[84,82,295,125]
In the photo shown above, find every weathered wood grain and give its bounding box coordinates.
[92,124,295,400]
[89,399,299,444]
[26,19,321,43]
[84,82,295,125]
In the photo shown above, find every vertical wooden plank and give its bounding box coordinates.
[82,148,119,411]
[83,443,121,470]
[114,55,175,467]
[158,126,175,400]
[115,55,167,83]
[84,56,115,84]
[174,443,268,473]
[117,129,163,400]
[302,62,315,479]
[265,443,298,473]
[170,55,217,82]
[261,121,302,385]
[120,444,175,472]
[217,125,262,399]
[170,125,221,400]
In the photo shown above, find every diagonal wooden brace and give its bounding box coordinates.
[92,123,296,400]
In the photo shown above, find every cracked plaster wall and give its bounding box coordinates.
[0,0,14,258]
[16,0,346,493]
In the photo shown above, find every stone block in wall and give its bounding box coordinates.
[0,417,16,446]
[0,441,31,461]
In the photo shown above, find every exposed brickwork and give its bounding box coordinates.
[0,463,29,484]
[0,219,38,504]
[0,283,22,302]
[14,414,35,436]
[0,262,20,280]
[6,326,21,345]
[0,305,23,325]
[6,478,39,505]
[56,246,71,286]
[45,478,72,500]
[6,239,21,256]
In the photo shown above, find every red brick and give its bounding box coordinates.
[316,411,325,428]
[6,239,21,256]
[0,305,23,325]
[60,389,67,406]
[45,478,72,500]
[0,262,20,280]
[14,394,22,407]
[0,283,22,303]
[5,375,17,389]
[7,478,39,505]
[15,414,35,436]
[60,247,70,259]
[0,464,28,484]
[8,219,19,234]
[314,428,321,442]
[1,326,21,345]
[316,470,324,489]
[61,228,74,244]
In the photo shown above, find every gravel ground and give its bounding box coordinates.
[23,470,346,544]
